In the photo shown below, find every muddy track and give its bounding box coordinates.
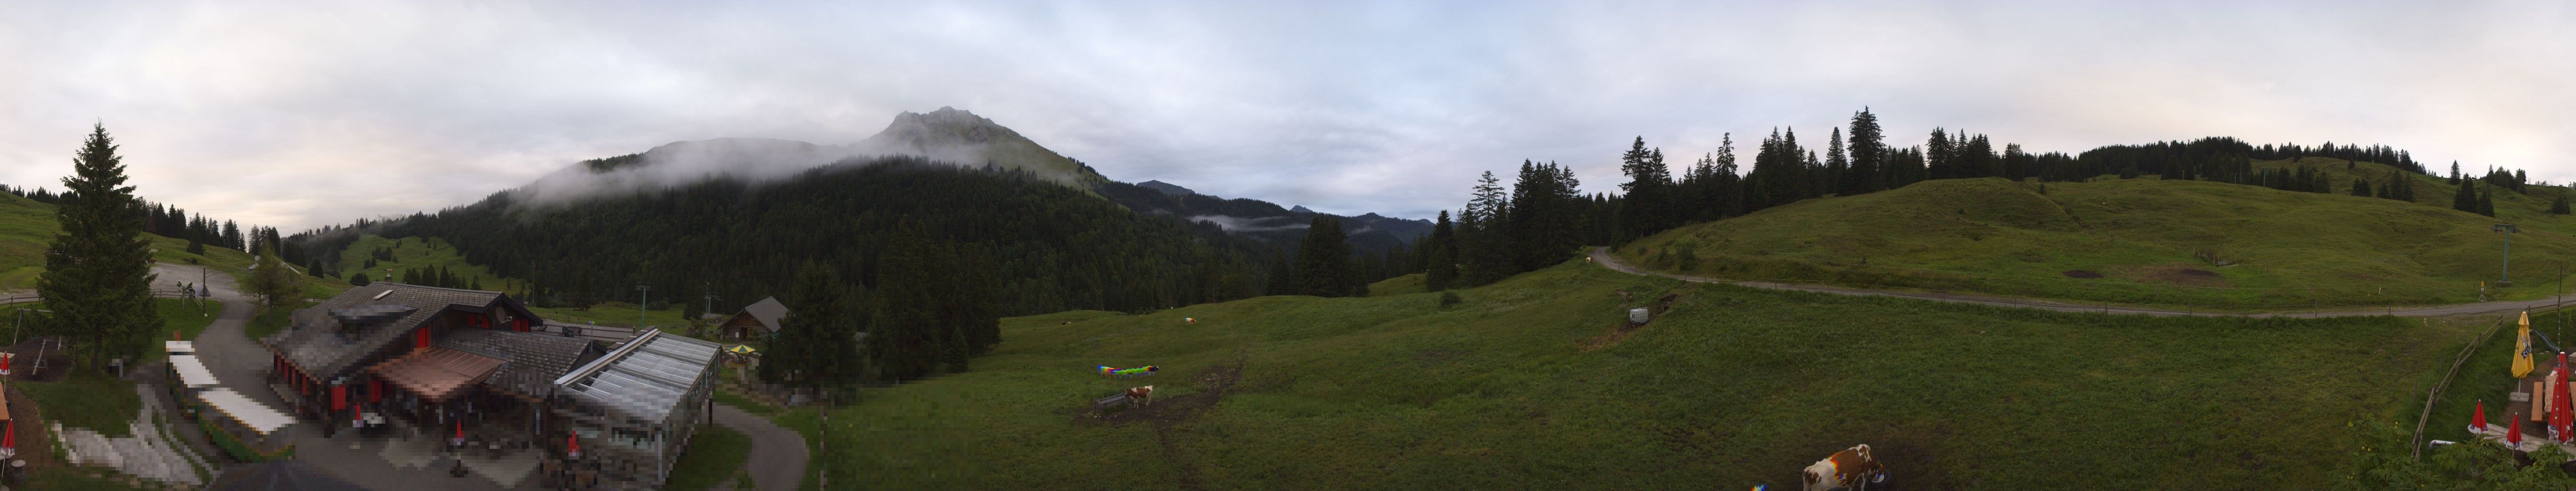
[1091,350,1246,491]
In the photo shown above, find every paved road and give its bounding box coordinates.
[713,404,807,491]
[1589,247,2572,318]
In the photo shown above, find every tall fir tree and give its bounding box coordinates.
[1846,108,1886,193]
[767,261,865,387]
[2351,177,2372,197]
[1616,137,1673,240]
[246,244,301,309]
[1825,127,1849,195]
[2552,194,2572,215]
[1422,211,1459,291]
[2453,176,2480,213]
[1293,216,1355,297]
[37,123,163,370]
[1459,171,1513,285]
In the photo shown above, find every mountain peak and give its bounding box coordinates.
[1289,205,1314,213]
[1137,180,1196,197]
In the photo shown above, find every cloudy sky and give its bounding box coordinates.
[2,1,2569,230]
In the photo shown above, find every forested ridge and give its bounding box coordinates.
[292,156,1315,316]
[1415,107,2555,291]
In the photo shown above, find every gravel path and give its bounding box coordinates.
[1589,246,2571,318]
[713,404,806,491]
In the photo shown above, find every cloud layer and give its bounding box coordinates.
[1,0,2569,230]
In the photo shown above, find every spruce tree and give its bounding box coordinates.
[246,244,301,309]
[1846,108,1885,193]
[37,123,162,370]
[1293,216,1353,297]
[348,272,372,286]
[770,262,864,387]
[2454,178,2480,213]
[2479,185,2497,217]
[1825,128,1849,193]
[1423,211,1458,291]
[2351,177,2371,197]
[1616,137,1673,239]
[2552,194,2572,215]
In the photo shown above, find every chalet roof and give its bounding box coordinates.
[264,282,509,379]
[737,297,790,333]
[437,328,603,397]
[554,329,720,424]
[369,347,505,401]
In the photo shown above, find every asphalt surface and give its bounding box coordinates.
[1589,247,2572,318]
[713,404,808,491]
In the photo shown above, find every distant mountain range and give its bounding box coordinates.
[288,106,1432,315]
[511,106,1429,249]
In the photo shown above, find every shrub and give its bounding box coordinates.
[1438,292,1462,308]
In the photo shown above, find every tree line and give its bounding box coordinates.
[1413,107,2547,290]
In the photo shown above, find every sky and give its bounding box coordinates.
[2,0,2570,231]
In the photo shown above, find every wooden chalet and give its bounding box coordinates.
[718,297,789,340]
[260,282,594,444]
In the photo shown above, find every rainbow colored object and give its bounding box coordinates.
[1097,365,1160,378]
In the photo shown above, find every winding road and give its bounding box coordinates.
[1589,247,2571,318]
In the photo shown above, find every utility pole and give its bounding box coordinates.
[636,284,650,329]
[2496,223,2519,287]
[702,281,717,321]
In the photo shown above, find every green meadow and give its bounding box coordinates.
[1621,170,2576,309]
[800,259,2474,490]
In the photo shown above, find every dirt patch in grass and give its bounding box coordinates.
[1579,323,1647,352]
[1097,362,1242,425]
[1086,354,1244,491]
[2061,270,2103,279]
[2122,263,2232,288]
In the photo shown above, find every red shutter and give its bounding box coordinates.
[372,378,386,402]
[416,327,431,349]
[332,384,346,410]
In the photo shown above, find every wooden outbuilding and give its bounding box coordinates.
[718,297,790,340]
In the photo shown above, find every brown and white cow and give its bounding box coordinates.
[1126,386,1155,407]
[1801,444,1886,491]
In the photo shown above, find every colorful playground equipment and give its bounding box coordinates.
[1097,365,1160,379]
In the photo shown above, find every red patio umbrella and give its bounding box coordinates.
[452,420,465,447]
[2511,415,2526,449]
[2473,399,2489,435]
[567,434,581,459]
[4,420,16,454]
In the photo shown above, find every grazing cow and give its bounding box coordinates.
[1126,386,1155,406]
[1801,444,1887,491]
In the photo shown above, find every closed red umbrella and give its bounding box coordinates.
[568,434,581,459]
[2511,415,2526,448]
[452,420,465,447]
[2473,399,2489,435]
[4,420,16,454]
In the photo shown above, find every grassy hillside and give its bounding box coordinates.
[334,234,703,327]
[1619,175,2576,308]
[333,234,516,289]
[0,191,273,292]
[807,259,2472,490]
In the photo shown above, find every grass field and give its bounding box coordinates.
[1366,273,1426,296]
[20,374,139,438]
[333,234,709,328]
[1621,172,2576,309]
[334,234,519,291]
[802,259,2475,490]
[667,424,752,491]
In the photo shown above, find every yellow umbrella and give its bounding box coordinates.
[2514,311,2536,378]
[728,344,758,355]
